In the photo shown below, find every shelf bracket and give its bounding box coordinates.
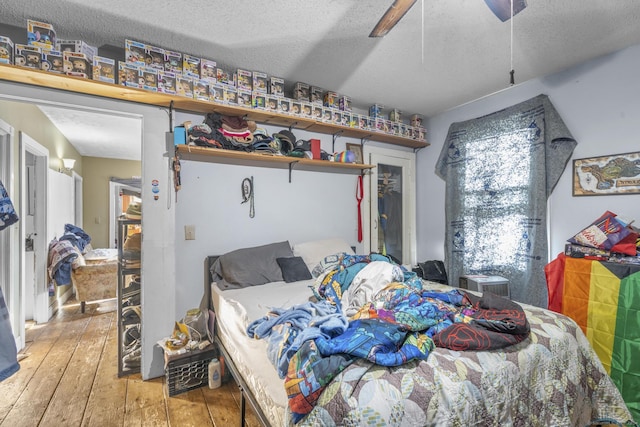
[288,161,300,183]
[332,130,344,153]
[413,146,425,154]
[360,135,372,146]
[288,122,298,132]
[168,100,174,132]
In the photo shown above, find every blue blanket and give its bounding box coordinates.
[0,286,19,381]
[246,300,348,379]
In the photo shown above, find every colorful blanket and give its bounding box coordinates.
[285,282,531,423]
[247,253,533,424]
[246,300,348,379]
[297,299,635,426]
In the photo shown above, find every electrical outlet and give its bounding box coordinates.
[184,225,195,240]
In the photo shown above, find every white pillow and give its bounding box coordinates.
[292,238,355,272]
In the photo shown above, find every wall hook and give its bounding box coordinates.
[332,130,344,152]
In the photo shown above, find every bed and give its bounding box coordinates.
[205,239,636,427]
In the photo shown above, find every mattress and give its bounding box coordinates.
[210,279,316,426]
[211,277,634,426]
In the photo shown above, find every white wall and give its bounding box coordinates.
[47,170,74,241]
[173,112,366,318]
[417,43,640,264]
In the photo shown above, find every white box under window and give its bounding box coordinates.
[459,275,510,298]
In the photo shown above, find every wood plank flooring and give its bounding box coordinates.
[0,298,260,427]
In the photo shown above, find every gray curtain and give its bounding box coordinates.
[435,95,576,307]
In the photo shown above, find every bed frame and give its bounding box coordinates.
[205,256,272,427]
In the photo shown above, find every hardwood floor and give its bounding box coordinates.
[0,298,260,427]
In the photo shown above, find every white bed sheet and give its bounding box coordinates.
[211,279,316,426]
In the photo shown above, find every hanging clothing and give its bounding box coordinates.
[0,275,19,381]
[435,94,576,307]
[0,179,19,231]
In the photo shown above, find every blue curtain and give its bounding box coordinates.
[435,95,576,307]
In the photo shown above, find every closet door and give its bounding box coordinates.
[366,147,416,266]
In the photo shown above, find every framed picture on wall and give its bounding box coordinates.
[346,143,363,164]
[573,151,640,196]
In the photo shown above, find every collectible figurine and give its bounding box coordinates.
[71,58,87,74]
[0,45,10,61]
[50,56,64,72]
[25,52,41,69]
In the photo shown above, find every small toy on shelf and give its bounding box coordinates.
[92,56,115,82]
[0,36,14,64]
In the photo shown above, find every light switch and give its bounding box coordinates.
[184,225,195,240]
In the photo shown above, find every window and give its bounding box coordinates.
[436,95,576,307]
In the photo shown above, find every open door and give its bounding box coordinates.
[365,146,417,267]
[72,171,83,228]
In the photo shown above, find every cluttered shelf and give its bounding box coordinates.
[0,63,428,149]
[175,144,375,175]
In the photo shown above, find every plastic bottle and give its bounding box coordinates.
[208,358,221,389]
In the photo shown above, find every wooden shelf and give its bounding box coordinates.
[0,64,429,149]
[176,145,375,176]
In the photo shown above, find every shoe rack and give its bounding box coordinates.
[117,217,142,377]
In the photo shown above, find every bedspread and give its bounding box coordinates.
[240,252,633,425]
[286,284,532,424]
[296,302,634,426]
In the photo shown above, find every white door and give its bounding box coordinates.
[72,171,83,228]
[0,118,22,349]
[20,132,50,324]
[364,146,416,267]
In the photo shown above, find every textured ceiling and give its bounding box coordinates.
[37,105,142,161]
[2,0,640,159]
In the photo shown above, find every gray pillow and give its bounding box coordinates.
[210,241,293,289]
[277,257,312,283]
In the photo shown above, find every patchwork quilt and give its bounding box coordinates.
[247,254,635,426]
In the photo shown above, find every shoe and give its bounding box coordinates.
[123,324,140,346]
[123,278,141,296]
[122,305,141,326]
[125,202,141,220]
[122,292,141,307]
[123,232,141,251]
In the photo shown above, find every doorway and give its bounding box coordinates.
[364,146,417,267]
[109,180,141,249]
[20,132,50,327]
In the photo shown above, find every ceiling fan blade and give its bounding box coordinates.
[484,0,527,22]
[369,0,418,38]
